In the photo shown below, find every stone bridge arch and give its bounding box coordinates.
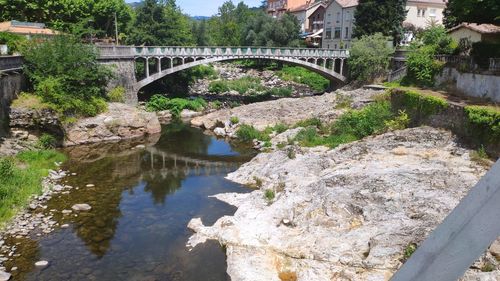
[98,46,349,104]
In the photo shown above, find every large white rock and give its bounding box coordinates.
[187,127,498,281]
[71,204,92,212]
[64,103,161,146]
[0,271,11,281]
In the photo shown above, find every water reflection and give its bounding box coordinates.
[6,122,255,281]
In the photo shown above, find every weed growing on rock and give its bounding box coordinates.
[481,262,495,272]
[286,148,296,159]
[236,125,270,142]
[108,87,125,103]
[145,95,207,117]
[230,116,239,124]
[470,146,492,167]
[403,243,417,261]
[264,189,275,202]
[384,110,410,131]
[335,94,354,109]
[277,66,329,92]
[253,176,263,188]
[37,134,58,149]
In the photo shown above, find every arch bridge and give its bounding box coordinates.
[98,46,349,104]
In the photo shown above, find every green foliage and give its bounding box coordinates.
[348,33,394,83]
[470,146,492,167]
[277,66,329,92]
[443,0,499,28]
[37,134,57,149]
[230,116,240,124]
[286,147,296,159]
[274,123,289,134]
[145,95,207,117]
[236,124,270,142]
[21,36,111,117]
[470,42,500,69]
[384,110,410,131]
[264,189,275,201]
[0,150,66,223]
[265,87,293,97]
[405,26,456,87]
[11,92,50,110]
[0,32,26,54]
[108,86,126,103]
[294,118,323,129]
[208,77,264,95]
[127,0,194,46]
[241,12,302,47]
[464,106,500,144]
[406,45,445,87]
[335,94,354,109]
[395,90,449,118]
[403,243,418,260]
[353,0,407,44]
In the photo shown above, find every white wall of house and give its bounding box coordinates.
[292,10,308,32]
[322,2,355,49]
[449,28,483,44]
[404,1,446,29]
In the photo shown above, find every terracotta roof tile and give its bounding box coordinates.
[336,0,358,8]
[448,23,500,34]
[0,21,58,35]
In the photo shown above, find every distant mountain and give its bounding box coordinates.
[191,16,211,21]
[127,1,142,9]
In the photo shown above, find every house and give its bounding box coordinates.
[321,0,357,49]
[447,23,500,44]
[290,4,309,32]
[0,21,58,38]
[267,0,310,18]
[404,0,447,30]
[290,1,330,34]
[322,0,447,49]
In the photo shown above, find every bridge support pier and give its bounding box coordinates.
[99,58,138,105]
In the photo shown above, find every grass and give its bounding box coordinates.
[208,76,264,95]
[236,124,271,142]
[145,95,207,117]
[470,146,492,167]
[265,87,293,97]
[276,66,330,92]
[11,92,50,110]
[230,116,239,124]
[0,150,66,224]
[335,94,354,109]
[264,189,275,202]
[108,86,125,103]
[403,243,417,261]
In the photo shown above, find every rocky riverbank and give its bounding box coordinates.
[191,88,380,138]
[187,126,499,280]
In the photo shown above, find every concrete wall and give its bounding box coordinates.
[99,58,137,105]
[436,67,500,103]
[0,73,25,137]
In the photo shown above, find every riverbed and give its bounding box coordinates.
[2,122,256,280]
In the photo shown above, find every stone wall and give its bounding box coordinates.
[435,67,500,102]
[390,89,499,157]
[0,73,25,137]
[99,59,137,105]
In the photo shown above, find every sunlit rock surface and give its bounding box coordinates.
[188,127,499,281]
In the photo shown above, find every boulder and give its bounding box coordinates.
[64,103,161,146]
[0,270,10,281]
[71,204,92,212]
[156,110,172,124]
[34,260,49,268]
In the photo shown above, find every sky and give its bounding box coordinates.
[126,0,262,17]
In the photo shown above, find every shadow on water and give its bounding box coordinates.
[5,122,256,281]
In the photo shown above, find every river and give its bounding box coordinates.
[4,122,256,280]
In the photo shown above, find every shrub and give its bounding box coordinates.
[464,106,500,147]
[294,118,323,128]
[277,66,329,92]
[348,33,394,83]
[145,95,207,117]
[274,123,289,134]
[11,92,50,110]
[108,87,126,103]
[21,35,112,117]
[332,101,394,138]
[418,26,457,55]
[384,110,410,131]
[190,64,217,80]
[335,94,354,109]
[230,116,239,124]
[264,189,275,201]
[208,80,230,93]
[208,77,264,95]
[0,32,26,54]
[37,134,57,149]
[406,45,445,87]
[394,90,449,119]
[236,124,270,142]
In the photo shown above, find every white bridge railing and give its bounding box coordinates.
[97,45,349,59]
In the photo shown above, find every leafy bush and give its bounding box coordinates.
[418,26,457,55]
[277,66,330,92]
[145,95,207,117]
[464,106,500,143]
[21,36,112,117]
[348,33,394,83]
[108,87,126,103]
[385,110,410,131]
[0,32,26,54]
[208,80,230,93]
[406,45,445,87]
[190,64,218,80]
[393,89,449,118]
[230,116,239,124]
[37,134,57,149]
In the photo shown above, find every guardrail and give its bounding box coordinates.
[0,56,23,73]
[97,46,349,59]
[388,66,407,82]
[489,58,500,72]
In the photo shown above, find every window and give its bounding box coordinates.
[429,8,436,17]
[328,13,331,18]
[336,12,340,23]
[417,8,426,17]
[325,28,332,39]
[344,27,349,39]
[334,44,337,49]
[334,27,341,39]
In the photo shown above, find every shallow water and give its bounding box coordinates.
[6,122,255,281]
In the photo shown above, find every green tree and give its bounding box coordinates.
[443,0,500,28]
[193,19,210,46]
[21,36,112,117]
[242,11,301,46]
[353,0,407,45]
[127,0,193,46]
[348,33,394,83]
